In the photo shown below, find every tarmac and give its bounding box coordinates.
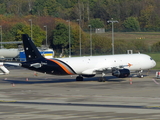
[0,66,160,120]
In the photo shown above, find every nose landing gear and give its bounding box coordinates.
[137,70,144,78]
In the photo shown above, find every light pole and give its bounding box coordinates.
[107,18,118,55]
[77,19,81,56]
[66,20,71,57]
[0,25,2,49]
[28,19,32,39]
[44,25,48,48]
[88,25,92,56]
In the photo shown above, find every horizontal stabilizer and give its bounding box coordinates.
[30,63,42,68]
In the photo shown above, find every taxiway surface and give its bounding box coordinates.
[0,67,160,120]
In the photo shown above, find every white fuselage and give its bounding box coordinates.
[57,54,156,75]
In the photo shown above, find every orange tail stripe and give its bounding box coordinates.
[48,59,74,75]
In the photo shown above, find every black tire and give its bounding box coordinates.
[102,78,106,82]
[98,78,106,82]
[98,78,102,82]
[76,76,83,81]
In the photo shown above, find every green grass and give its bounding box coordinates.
[97,32,160,45]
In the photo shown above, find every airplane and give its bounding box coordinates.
[5,34,156,82]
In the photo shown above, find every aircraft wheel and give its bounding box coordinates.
[98,78,102,82]
[98,78,105,82]
[102,78,106,82]
[140,74,144,78]
[76,76,83,81]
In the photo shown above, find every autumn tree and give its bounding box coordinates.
[89,18,105,29]
[3,23,45,48]
[123,17,140,32]
[31,0,62,16]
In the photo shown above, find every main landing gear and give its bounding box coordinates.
[98,73,106,82]
[76,75,84,81]
[76,73,106,82]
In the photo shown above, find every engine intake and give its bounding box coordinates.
[112,69,130,78]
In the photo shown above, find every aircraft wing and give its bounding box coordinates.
[82,67,112,75]
[94,63,133,72]
[82,63,132,75]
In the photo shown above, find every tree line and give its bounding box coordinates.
[0,0,160,56]
[0,15,159,57]
[1,0,160,31]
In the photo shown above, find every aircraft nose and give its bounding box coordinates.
[152,60,156,67]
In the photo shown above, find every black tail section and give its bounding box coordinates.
[22,34,44,62]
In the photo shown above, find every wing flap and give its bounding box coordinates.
[82,67,112,75]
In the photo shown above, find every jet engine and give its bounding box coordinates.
[82,74,95,78]
[112,69,130,78]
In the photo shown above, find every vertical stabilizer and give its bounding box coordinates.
[22,34,44,61]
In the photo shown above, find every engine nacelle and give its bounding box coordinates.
[82,74,95,78]
[112,69,130,78]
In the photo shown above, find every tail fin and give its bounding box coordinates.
[22,34,44,61]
